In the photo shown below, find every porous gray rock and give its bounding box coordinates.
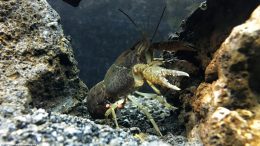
[0,0,88,114]
[0,0,171,145]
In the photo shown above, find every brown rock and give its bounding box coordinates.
[194,6,260,146]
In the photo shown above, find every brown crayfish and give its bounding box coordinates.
[86,7,194,136]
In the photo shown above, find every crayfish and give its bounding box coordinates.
[86,7,194,136]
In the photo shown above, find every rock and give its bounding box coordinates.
[115,94,178,135]
[0,0,88,115]
[0,0,171,145]
[1,0,259,145]
[31,109,49,125]
[196,6,260,145]
[179,0,259,71]
[160,1,259,138]
[1,109,166,145]
[161,0,260,145]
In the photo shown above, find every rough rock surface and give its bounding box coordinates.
[167,0,260,145]
[0,0,170,145]
[1,0,260,145]
[1,108,168,146]
[195,6,260,146]
[0,0,88,113]
[96,94,182,135]
[158,0,260,145]
[179,0,259,71]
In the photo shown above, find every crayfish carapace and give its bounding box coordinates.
[86,6,194,136]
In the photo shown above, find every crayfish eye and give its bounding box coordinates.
[105,104,110,108]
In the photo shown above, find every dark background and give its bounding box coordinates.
[47,0,204,87]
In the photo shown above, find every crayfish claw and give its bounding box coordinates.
[164,69,189,77]
[157,69,189,90]
[135,63,189,91]
[159,77,181,90]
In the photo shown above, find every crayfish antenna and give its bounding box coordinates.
[118,9,147,40]
[150,6,166,43]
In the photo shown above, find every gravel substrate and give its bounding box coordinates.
[1,108,171,146]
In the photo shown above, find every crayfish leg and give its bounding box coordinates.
[127,95,162,136]
[146,80,161,95]
[105,99,125,129]
[135,91,177,111]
